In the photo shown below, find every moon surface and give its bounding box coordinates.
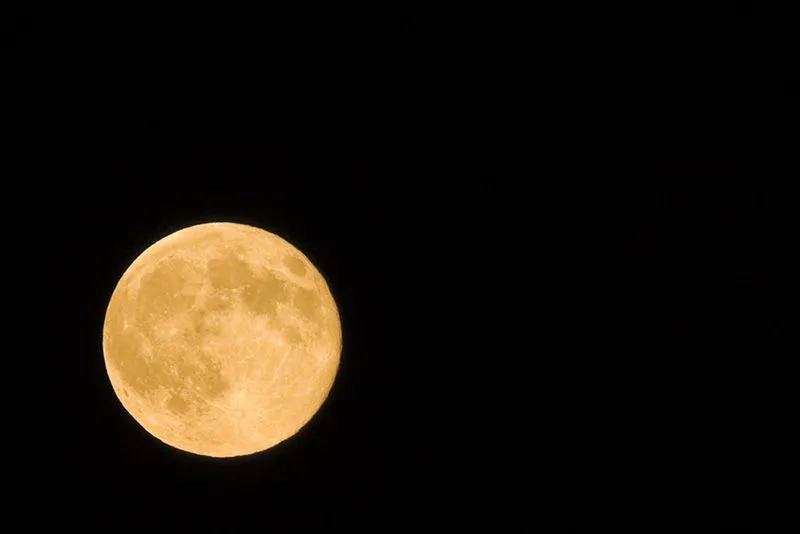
[102,222,342,458]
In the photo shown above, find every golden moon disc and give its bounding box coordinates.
[102,222,342,458]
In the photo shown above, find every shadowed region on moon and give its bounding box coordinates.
[102,223,341,458]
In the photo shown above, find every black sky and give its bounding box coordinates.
[5,5,792,530]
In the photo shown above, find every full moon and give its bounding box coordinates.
[102,222,342,458]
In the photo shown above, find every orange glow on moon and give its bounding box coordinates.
[102,222,342,457]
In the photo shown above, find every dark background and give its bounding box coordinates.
[5,5,792,530]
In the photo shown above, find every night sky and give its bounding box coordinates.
[6,6,791,530]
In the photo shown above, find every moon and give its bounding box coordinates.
[102,222,342,458]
